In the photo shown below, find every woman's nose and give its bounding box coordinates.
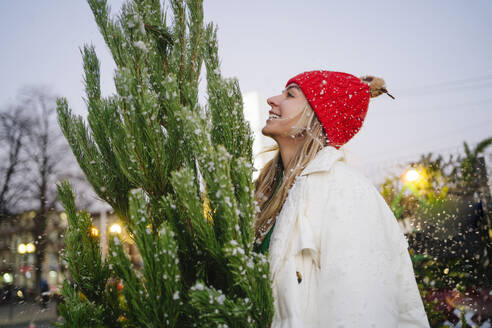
[267,95,278,107]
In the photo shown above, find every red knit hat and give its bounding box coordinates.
[286,70,373,149]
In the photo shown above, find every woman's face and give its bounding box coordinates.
[262,83,307,139]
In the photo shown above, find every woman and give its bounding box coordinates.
[253,71,430,327]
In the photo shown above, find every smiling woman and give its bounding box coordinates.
[261,84,314,169]
[264,84,309,130]
[253,70,430,327]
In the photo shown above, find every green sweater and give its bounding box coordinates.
[256,222,275,254]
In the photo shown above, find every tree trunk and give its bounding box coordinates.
[32,212,48,297]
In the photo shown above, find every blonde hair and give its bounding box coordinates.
[253,75,389,245]
[253,102,327,244]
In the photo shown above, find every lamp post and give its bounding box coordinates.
[403,168,420,184]
[17,241,36,291]
[106,223,122,259]
[401,167,424,197]
[390,167,426,220]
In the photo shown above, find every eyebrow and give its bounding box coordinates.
[283,85,302,94]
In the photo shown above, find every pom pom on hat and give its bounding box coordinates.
[286,70,393,149]
[360,75,395,99]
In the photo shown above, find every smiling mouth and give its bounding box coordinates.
[268,113,281,120]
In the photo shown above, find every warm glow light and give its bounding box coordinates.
[403,169,420,183]
[48,270,57,278]
[26,242,36,253]
[18,243,27,254]
[90,226,99,237]
[109,223,122,234]
[3,273,13,284]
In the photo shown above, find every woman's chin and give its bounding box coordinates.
[261,126,273,137]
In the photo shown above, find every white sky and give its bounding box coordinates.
[1,0,491,174]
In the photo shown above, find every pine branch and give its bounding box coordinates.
[57,99,131,219]
[57,0,274,326]
[57,181,122,327]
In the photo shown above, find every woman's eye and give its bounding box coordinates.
[287,92,294,98]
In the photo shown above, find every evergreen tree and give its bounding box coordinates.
[56,0,274,326]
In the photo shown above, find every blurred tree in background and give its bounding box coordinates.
[380,137,492,326]
[0,86,82,297]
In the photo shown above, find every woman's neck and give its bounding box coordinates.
[276,136,306,172]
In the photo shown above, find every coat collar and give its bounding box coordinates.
[300,146,345,176]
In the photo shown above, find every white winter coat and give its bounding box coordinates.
[268,146,430,327]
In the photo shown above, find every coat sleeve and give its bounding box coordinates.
[313,167,409,327]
